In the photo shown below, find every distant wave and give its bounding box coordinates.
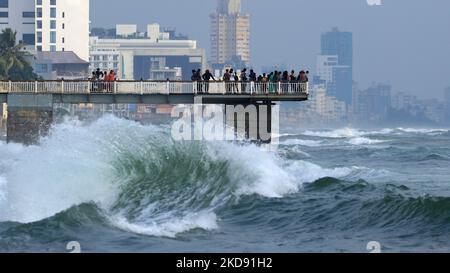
[280,139,323,147]
[420,154,450,162]
[348,137,385,145]
[299,127,449,139]
[302,128,364,138]
[396,128,449,134]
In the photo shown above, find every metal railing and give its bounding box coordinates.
[0,80,309,95]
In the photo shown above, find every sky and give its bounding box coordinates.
[91,0,450,99]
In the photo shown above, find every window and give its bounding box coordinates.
[0,0,7,8]
[36,45,42,52]
[62,23,65,29]
[0,12,7,18]
[36,0,42,5]
[50,20,56,29]
[50,8,56,18]
[50,0,56,5]
[36,32,42,43]
[22,34,35,45]
[50,45,56,52]
[37,64,48,73]
[62,37,64,43]
[22,12,35,18]
[62,48,64,51]
[50,31,56,43]
[36,20,42,29]
[62,12,65,18]
[36,8,42,18]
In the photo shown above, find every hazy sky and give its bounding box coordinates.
[91,0,450,99]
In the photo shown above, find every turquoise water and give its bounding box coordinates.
[0,116,449,252]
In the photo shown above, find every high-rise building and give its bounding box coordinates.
[210,0,250,68]
[35,0,90,61]
[391,92,419,111]
[0,0,90,61]
[0,0,36,51]
[354,83,392,122]
[320,27,353,106]
[321,27,353,68]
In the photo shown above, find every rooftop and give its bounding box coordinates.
[35,52,89,65]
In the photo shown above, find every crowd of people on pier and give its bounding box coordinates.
[89,68,116,92]
[87,67,309,94]
[191,68,309,93]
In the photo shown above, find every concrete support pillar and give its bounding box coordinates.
[6,94,53,145]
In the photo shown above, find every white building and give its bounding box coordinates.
[316,55,351,85]
[0,0,35,51]
[116,24,137,37]
[89,24,206,80]
[316,55,338,83]
[0,0,89,61]
[89,47,121,75]
[308,84,347,122]
[35,0,90,61]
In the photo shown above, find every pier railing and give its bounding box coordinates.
[0,81,309,95]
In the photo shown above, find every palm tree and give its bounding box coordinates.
[0,28,27,80]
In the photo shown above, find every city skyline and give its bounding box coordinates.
[90,0,450,99]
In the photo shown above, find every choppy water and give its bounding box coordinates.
[0,116,450,253]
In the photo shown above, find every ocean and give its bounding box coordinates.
[0,115,449,253]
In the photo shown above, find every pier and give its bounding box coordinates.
[0,81,308,144]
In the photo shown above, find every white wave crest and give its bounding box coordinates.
[396,128,449,134]
[302,128,364,138]
[348,137,385,145]
[286,161,354,183]
[111,211,218,238]
[280,139,323,147]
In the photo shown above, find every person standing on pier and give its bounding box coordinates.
[240,68,248,93]
[268,72,275,93]
[262,73,268,93]
[201,70,216,93]
[223,69,231,93]
[290,70,297,92]
[196,69,203,93]
[282,71,289,92]
[233,70,239,93]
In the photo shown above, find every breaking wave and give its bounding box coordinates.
[0,116,373,238]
